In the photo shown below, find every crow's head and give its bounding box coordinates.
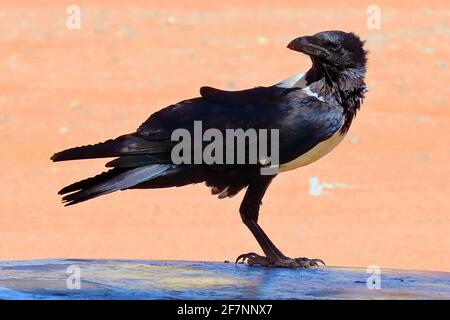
[288,31,367,70]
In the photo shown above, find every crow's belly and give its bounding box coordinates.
[279,130,346,172]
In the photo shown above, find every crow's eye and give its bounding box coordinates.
[329,43,342,52]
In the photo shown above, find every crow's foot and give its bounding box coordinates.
[236,252,325,268]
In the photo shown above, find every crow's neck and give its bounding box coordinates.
[306,61,367,134]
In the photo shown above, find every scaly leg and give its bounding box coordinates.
[236,175,325,268]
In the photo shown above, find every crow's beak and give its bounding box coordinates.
[287,36,329,59]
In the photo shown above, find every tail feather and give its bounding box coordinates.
[105,155,168,168]
[61,164,174,206]
[58,168,128,195]
[51,134,170,162]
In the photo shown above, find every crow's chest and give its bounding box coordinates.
[279,130,346,172]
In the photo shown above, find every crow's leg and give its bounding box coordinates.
[236,219,325,267]
[236,175,325,268]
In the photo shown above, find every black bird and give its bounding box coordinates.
[52,30,367,268]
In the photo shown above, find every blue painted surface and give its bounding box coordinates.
[0,259,449,299]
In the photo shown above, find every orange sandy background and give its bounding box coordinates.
[0,0,449,272]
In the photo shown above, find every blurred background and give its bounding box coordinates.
[0,0,448,272]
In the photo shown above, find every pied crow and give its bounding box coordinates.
[52,30,367,268]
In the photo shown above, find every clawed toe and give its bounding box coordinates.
[235,252,256,264]
[236,252,272,266]
[294,257,326,267]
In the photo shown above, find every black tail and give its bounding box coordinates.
[51,133,170,162]
[59,164,175,206]
[52,132,177,205]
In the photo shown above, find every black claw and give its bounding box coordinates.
[236,252,258,264]
[294,257,325,267]
[312,259,326,266]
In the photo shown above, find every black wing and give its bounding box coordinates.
[136,85,343,165]
[136,85,296,139]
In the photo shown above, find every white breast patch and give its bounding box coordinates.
[279,130,346,172]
